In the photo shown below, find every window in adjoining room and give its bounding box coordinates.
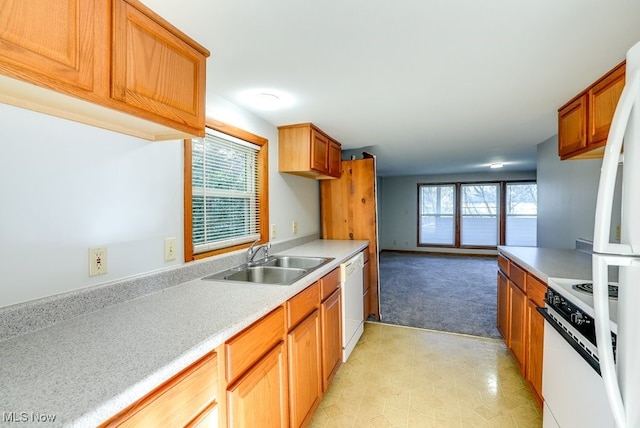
[505,182,537,246]
[417,181,537,248]
[418,184,455,246]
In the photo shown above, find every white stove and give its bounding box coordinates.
[547,277,619,333]
[542,277,618,428]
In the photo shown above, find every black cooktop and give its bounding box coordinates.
[572,283,619,299]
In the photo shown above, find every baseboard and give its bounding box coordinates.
[380,248,497,258]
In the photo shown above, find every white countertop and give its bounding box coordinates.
[498,246,593,282]
[0,239,368,427]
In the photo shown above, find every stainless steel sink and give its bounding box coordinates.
[224,266,306,284]
[202,255,334,285]
[261,256,330,270]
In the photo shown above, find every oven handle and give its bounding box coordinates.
[538,307,601,375]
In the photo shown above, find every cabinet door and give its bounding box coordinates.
[328,140,342,177]
[363,259,371,320]
[101,352,218,427]
[0,0,103,93]
[288,310,322,428]
[558,94,587,158]
[112,0,206,134]
[496,271,510,341]
[227,342,288,428]
[589,62,625,146]
[509,282,526,372]
[310,130,329,173]
[321,289,342,392]
[526,299,544,407]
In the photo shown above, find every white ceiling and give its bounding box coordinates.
[143,0,640,176]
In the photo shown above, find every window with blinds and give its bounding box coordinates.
[191,129,261,254]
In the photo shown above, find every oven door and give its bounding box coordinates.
[542,310,615,428]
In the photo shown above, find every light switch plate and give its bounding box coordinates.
[164,237,177,261]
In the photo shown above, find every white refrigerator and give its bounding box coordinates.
[593,40,640,428]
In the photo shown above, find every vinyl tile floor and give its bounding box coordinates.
[309,322,543,428]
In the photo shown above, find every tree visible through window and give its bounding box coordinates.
[419,184,455,245]
[461,184,499,246]
[184,121,268,261]
[417,181,537,248]
[506,183,537,246]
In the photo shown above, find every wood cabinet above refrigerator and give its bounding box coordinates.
[558,61,625,160]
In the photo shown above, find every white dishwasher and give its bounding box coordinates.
[340,252,364,362]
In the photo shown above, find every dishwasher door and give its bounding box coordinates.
[341,252,364,362]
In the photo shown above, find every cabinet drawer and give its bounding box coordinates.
[510,262,527,293]
[226,306,285,383]
[497,254,510,276]
[287,282,320,329]
[103,352,218,427]
[527,275,547,307]
[320,268,340,301]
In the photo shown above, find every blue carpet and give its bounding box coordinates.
[379,251,501,339]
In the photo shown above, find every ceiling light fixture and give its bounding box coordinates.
[239,89,294,111]
[252,92,281,110]
[490,162,504,169]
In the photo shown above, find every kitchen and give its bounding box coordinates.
[2,1,640,427]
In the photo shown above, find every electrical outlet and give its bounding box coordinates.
[271,224,277,239]
[292,220,298,235]
[89,247,107,276]
[164,237,177,261]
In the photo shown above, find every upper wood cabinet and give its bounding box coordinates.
[558,61,625,160]
[0,0,209,141]
[278,123,342,179]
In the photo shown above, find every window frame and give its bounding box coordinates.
[417,183,456,246]
[417,180,536,249]
[460,182,500,247]
[184,119,269,261]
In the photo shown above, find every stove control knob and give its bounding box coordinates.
[571,312,585,325]
[553,295,561,306]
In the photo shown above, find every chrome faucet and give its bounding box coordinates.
[247,239,271,264]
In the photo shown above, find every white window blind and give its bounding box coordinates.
[192,129,260,254]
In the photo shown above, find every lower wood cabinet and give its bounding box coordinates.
[227,342,288,428]
[526,299,544,406]
[103,267,347,428]
[287,310,322,428]
[321,288,342,392]
[225,306,288,428]
[509,282,526,368]
[496,271,509,340]
[100,351,219,427]
[286,282,322,428]
[497,253,546,408]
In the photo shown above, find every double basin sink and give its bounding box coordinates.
[203,255,335,285]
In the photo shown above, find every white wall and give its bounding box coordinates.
[378,170,537,254]
[0,98,319,308]
[536,135,602,248]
